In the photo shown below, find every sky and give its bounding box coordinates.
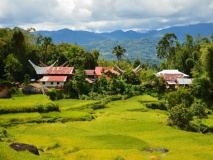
[0,0,213,33]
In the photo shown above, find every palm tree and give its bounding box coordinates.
[112,45,126,64]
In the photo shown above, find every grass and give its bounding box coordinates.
[0,95,53,114]
[0,113,41,125]
[56,99,98,111]
[0,94,213,160]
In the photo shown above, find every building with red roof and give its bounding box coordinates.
[29,60,74,88]
[39,76,67,88]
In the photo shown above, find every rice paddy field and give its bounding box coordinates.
[0,94,213,160]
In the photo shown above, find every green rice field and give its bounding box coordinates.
[0,95,213,160]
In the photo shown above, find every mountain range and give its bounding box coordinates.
[34,23,213,64]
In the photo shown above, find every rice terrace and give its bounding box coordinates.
[0,93,213,160]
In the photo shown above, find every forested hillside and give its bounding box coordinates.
[81,38,159,64]
[34,23,213,64]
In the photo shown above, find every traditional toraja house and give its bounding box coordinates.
[156,70,192,88]
[29,60,122,87]
[115,65,142,74]
[29,60,74,88]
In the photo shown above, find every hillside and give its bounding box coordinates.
[81,38,159,64]
[34,23,213,64]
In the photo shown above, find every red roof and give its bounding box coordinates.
[95,67,120,76]
[104,67,120,75]
[95,67,105,76]
[39,76,67,82]
[85,70,95,75]
[161,73,184,81]
[45,67,74,75]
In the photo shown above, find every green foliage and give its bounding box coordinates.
[156,33,177,67]
[73,67,90,97]
[201,43,213,83]
[165,88,194,109]
[82,38,159,65]
[168,104,194,128]
[8,87,21,95]
[112,45,126,62]
[4,54,22,81]
[191,101,207,119]
[190,75,213,100]
[23,74,30,85]
[64,80,78,98]
[48,88,57,101]
[97,73,108,94]
[66,44,98,69]
[121,69,140,85]
[36,103,59,113]
[132,58,140,68]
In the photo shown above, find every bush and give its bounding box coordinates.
[191,101,207,119]
[168,104,193,128]
[8,87,22,94]
[36,103,59,113]
[165,88,194,110]
[146,101,167,110]
[48,88,57,101]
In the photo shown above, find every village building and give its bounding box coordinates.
[29,60,123,87]
[156,70,192,89]
[29,60,74,88]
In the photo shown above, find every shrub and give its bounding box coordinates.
[36,103,59,113]
[8,87,22,95]
[168,104,193,128]
[146,101,167,110]
[191,101,207,119]
[165,88,194,110]
[48,88,57,101]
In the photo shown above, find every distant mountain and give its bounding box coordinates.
[144,23,213,41]
[34,23,213,44]
[34,23,213,64]
[34,29,144,44]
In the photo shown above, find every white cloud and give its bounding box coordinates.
[0,0,213,32]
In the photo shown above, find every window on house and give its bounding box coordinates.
[42,82,45,85]
[51,82,53,85]
[57,82,60,85]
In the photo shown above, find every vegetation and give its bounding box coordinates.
[0,27,213,159]
[0,94,212,159]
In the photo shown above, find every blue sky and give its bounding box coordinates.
[0,0,213,32]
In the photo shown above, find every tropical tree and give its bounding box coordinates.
[133,58,141,68]
[112,45,126,64]
[73,67,90,97]
[200,43,213,83]
[4,54,22,81]
[42,36,53,63]
[156,33,177,68]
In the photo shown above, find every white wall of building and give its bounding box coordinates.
[39,81,65,87]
